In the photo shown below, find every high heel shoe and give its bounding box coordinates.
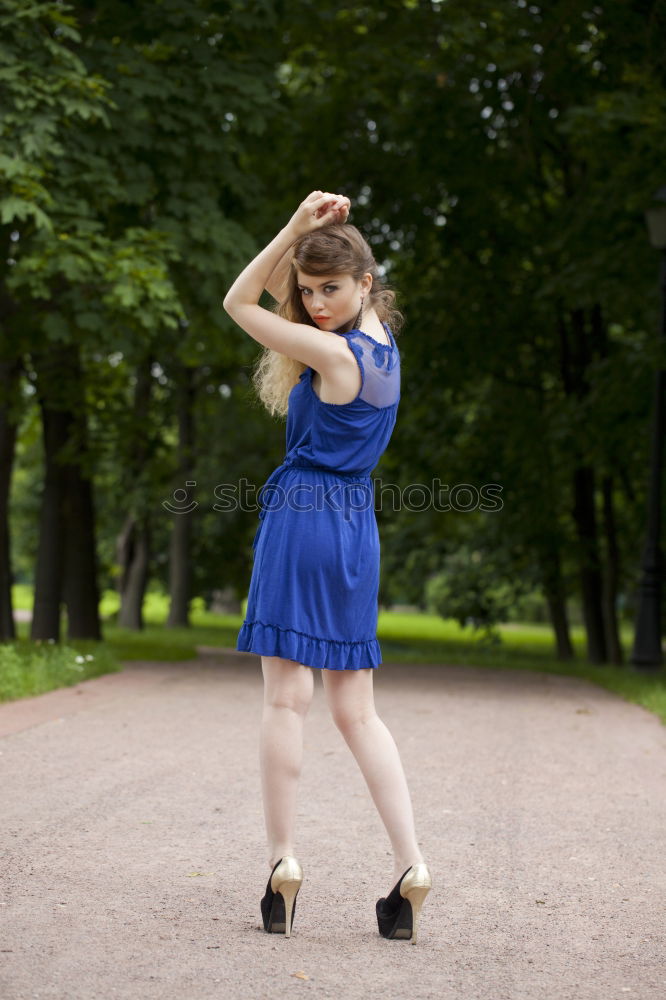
[260,856,303,937]
[376,863,432,944]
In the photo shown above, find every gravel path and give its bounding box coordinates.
[1,651,665,1000]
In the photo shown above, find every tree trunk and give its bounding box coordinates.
[167,364,197,628]
[540,549,574,660]
[559,304,608,663]
[532,373,574,662]
[601,474,623,664]
[62,348,101,640]
[116,360,153,629]
[30,401,71,641]
[117,513,151,629]
[588,304,623,664]
[0,357,22,642]
[63,461,102,640]
[31,344,102,641]
[572,464,607,663]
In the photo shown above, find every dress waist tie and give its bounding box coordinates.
[252,460,372,552]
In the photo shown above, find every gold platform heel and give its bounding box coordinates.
[376,862,432,944]
[260,856,303,937]
[400,865,432,944]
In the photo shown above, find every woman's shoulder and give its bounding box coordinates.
[343,323,399,357]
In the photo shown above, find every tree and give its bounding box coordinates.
[2,0,280,637]
[0,0,114,640]
[246,0,666,662]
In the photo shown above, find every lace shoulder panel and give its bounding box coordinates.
[345,331,400,408]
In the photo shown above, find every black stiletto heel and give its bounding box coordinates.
[376,863,432,943]
[260,856,303,937]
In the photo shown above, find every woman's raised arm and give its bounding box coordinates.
[223,192,352,373]
[264,198,351,301]
[264,246,292,302]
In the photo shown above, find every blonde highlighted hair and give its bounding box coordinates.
[251,225,403,418]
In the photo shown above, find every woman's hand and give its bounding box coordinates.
[285,190,351,239]
[224,190,350,323]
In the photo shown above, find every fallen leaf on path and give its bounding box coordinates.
[291,971,309,980]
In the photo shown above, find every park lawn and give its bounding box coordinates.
[2,587,665,725]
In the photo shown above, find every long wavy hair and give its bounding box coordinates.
[251,224,403,418]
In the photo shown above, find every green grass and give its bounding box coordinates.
[376,611,666,724]
[3,587,665,726]
[0,638,121,702]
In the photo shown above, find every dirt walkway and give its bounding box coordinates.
[1,652,665,1000]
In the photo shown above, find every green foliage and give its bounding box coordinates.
[3,0,285,631]
[4,0,666,662]
[258,0,666,647]
[0,0,113,234]
[9,227,184,335]
[7,584,665,724]
[424,546,528,639]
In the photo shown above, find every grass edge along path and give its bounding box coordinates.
[2,589,665,726]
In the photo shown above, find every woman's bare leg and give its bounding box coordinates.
[320,666,425,885]
[260,655,314,870]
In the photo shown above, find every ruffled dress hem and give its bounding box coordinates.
[237,620,381,671]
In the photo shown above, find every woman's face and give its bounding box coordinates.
[296,270,371,332]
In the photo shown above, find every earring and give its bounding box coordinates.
[353,296,364,331]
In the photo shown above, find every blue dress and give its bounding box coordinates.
[236,323,400,670]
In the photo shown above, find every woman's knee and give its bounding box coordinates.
[262,656,314,715]
[322,668,377,735]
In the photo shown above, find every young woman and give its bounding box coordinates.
[223,191,432,943]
